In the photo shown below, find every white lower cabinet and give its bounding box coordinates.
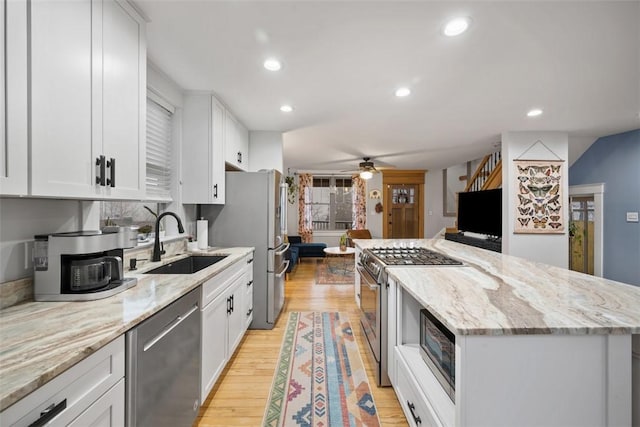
[0,336,125,427]
[391,283,633,427]
[200,254,254,402]
[67,379,124,427]
[395,350,442,427]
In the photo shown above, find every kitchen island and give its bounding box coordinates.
[0,246,254,418]
[355,239,640,427]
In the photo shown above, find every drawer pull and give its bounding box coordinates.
[407,401,422,425]
[247,280,253,287]
[246,308,253,316]
[29,399,67,427]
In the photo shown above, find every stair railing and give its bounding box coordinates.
[464,151,502,192]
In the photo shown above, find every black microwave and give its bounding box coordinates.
[419,309,455,402]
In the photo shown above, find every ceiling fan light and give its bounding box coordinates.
[360,170,373,180]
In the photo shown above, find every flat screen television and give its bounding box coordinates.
[457,188,502,237]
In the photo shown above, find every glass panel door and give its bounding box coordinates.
[569,196,595,275]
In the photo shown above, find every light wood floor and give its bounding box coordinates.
[196,258,408,426]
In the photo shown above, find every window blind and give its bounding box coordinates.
[146,98,173,200]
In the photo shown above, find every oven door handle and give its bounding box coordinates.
[357,265,380,290]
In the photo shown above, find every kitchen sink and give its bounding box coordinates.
[144,255,227,274]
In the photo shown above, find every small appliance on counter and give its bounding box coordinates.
[33,228,138,301]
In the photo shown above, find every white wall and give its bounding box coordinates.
[249,131,283,173]
[147,61,183,108]
[0,199,100,282]
[365,173,384,238]
[502,131,569,268]
[425,170,456,238]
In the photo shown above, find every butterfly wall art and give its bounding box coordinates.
[513,160,564,234]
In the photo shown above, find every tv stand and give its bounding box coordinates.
[445,232,501,253]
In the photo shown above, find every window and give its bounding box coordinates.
[311,176,353,230]
[100,92,175,233]
[146,93,174,201]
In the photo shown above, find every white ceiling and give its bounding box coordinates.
[137,1,640,172]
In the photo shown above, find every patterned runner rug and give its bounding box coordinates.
[263,312,380,427]
[315,260,355,285]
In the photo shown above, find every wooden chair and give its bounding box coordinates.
[346,229,372,247]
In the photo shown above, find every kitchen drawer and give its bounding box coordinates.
[395,348,443,427]
[201,262,244,307]
[67,379,124,427]
[0,336,124,427]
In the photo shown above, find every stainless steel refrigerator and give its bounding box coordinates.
[203,170,288,329]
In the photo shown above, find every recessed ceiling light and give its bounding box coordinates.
[444,17,470,37]
[280,105,293,113]
[263,58,282,71]
[527,108,543,117]
[395,87,411,97]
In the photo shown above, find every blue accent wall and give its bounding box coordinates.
[569,129,640,286]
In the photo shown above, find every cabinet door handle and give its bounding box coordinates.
[227,296,231,314]
[28,399,67,427]
[230,294,234,312]
[247,280,253,287]
[106,157,116,187]
[247,258,253,264]
[96,155,106,186]
[213,184,218,198]
[237,151,242,164]
[246,308,253,316]
[407,401,422,425]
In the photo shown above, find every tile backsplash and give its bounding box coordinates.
[0,237,188,309]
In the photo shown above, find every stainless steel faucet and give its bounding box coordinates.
[152,212,185,262]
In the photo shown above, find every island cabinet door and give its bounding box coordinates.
[455,334,632,426]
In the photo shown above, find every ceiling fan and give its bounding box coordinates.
[342,157,392,180]
[357,157,377,180]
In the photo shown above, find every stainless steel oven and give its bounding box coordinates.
[357,264,390,386]
[358,246,464,388]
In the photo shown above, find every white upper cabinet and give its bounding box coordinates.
[224,110,249,171]
[0,0,28,196]
[182,94,226,204]
[29,0,146,199]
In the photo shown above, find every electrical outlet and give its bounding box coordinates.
[626,212,639,222]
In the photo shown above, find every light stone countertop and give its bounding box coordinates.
[0,247,254,412]
[354,238,640,336]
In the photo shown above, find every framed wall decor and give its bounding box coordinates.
[513,160,564,234]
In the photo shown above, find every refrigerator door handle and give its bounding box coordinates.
[275,243,290,256]
[280,182,288,235]
[275,260,290,278]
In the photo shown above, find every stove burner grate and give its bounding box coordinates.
[368,247,463,266]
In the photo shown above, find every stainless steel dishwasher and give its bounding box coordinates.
[126,287,201,427]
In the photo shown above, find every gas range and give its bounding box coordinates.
[359,246,464,283]
[356,245,464,387]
